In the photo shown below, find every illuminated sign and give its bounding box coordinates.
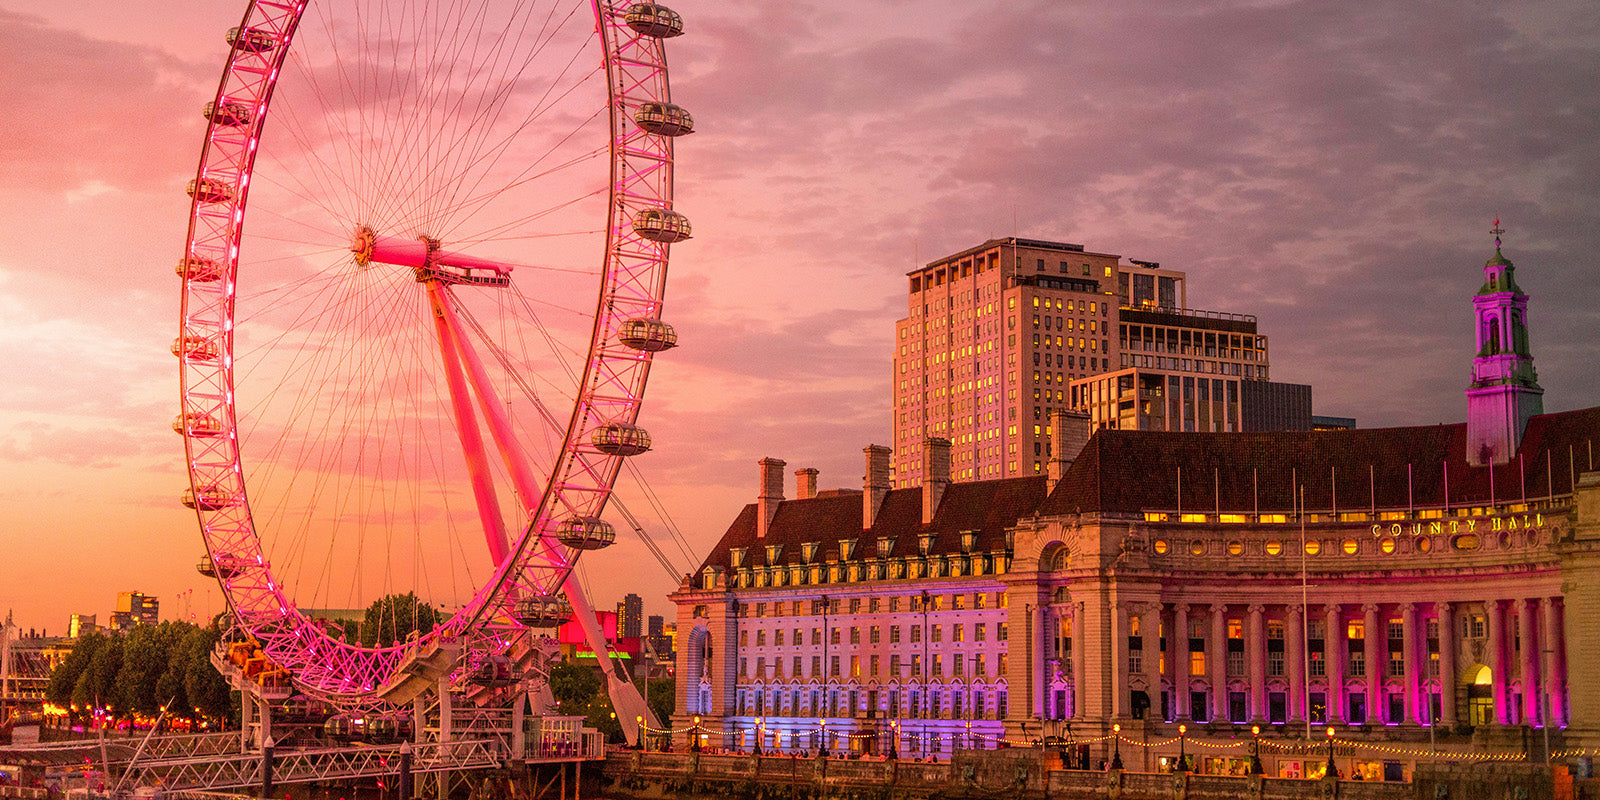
[1370,513,1546,538]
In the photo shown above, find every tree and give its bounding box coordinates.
[647,678,674,730]
[358,593,441,647]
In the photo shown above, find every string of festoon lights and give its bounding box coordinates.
[636,717,1552,762]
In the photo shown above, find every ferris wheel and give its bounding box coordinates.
[175,0,691,710]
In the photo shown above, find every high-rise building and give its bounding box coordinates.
[893,237,1292,487]
[111,591,158,631]
[617,593,643,639]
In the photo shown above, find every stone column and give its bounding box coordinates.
[1210,603,1228,723]
[1401,603,1419,724]
[1173,603,1190,721]
[1113,603,1131,718]
[1517,599,1538,725]
[1324,604,1345,723]
[1248,604,1267,724]
[1435,602,1457,727]
[1363,604,1380,723]
[1141,604,1161,720]
[1542,598,1566,726]
[1286,605,1306,724]
[1029,601,1046,719]
[1071,602,1086,719]
[1486,600,1506,724]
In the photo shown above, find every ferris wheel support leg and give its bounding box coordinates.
[512,689,527,759]
[427,281,546,511]
[425,281,513,565]
[239,693,254,752]
[560,570,657,746]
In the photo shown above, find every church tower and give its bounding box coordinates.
[1465,221,1543,466]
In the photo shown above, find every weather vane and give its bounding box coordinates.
[1491,218,1505,248]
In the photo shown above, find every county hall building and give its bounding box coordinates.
[670,239,1600,780]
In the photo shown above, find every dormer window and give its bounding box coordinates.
[838,539,856,560]
[801,542,819,563]
[729,547,747,568]
[919,533,935,555]
[877,536,897,556]
[765,544,783,564]
[960,531,976,553]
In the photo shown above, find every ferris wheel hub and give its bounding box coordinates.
[352,225,514,287]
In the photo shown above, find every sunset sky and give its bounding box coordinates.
[1,0,1598,635]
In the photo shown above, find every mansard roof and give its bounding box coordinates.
[695,476,1048,573]
[695,406,1600,574]
[1042,405,1600,516]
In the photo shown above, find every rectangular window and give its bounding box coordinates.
[953,624,965,642]
[1348,694,1367,725]
[792,656,802,677]
[889,654,900,677]
[830,655,840,676]
[870,654,880,677]
[850,627,861,644]
[911,626,922,644]
[890,625,901,644]
[932,625,943,643]
[998,623,1009,641]
[954,656,965,677]
[870,627,881,644]
[975,623,986,642]
[811,656,821,677]
[1189,651,1206,676]
[1268,692,1287,725]
[1309,692,1327,724]
[1229,691,1247,724]
[1387,693,1404,725]
[850,655,860,677]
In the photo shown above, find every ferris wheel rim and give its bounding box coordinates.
[175,0,683,706]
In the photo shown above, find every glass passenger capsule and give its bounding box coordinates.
[197,552,246,579]
[515,595,574,628]
[633,102,694,136]
[173,410,223,437]
[618,318,678,352]
[182,484,237,511]
[203,101,254,127]
[591,423,652,456]
[556,516,617,550]
[176,255,222,282]
[624,3,684,38]
[632,207,692,243]
[172,335,220,361]
[187,178,234,204]
[227,27,278,54]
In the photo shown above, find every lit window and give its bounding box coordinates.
[1180,513,1207,523]
[1227,541,1243,556]
[1379,538,1396,554]
[1144,512,1169,522]
[1220,514,1248,523]
[1305,541,1321,556]
[1190,540,1206,555]
[1153,540,1169,554]
[1342,540,1359,555]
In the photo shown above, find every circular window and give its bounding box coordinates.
[1190,540,1207,555]
[1497,533,1510,549]
[1526,530,1540,547]
[1380,537,1396,554]
[1228,541,1244,556]
[1153,540,1169,555]
[1417,537,1432,553]
[1452,534,1480,551]
[1342,539,1359,555]
[1305,540,1321,556]
[1265,541,1282,556]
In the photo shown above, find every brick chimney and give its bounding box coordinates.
[862,445,891,529]
[757,457,785,539]
[795,468,819,500]
[1047,409,1092,492]
[921,437,951,524]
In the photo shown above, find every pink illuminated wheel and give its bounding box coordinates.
[176,0,690,706]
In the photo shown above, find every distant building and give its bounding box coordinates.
[1239,379,1313,432]
[67,613,98,638]
[110,592,158,631]
[617,594,644,640]
[1312,415,1356,431]
[647,615,673,661]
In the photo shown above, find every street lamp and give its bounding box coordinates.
[1249,725,1263,775]
[1177,723,1188,773]
[754,717,764,756]
[819,719,829,758]
[692,715,701,753]
[1111,723,1123,770]
[1324,726,1337,779]
[636,715,645,752]
[889,720,899,760]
